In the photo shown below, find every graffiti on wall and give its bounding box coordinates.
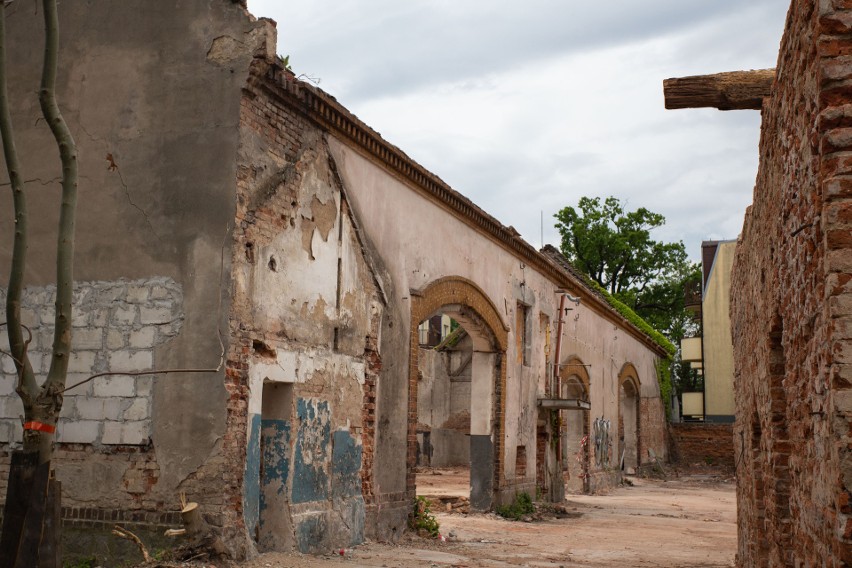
[593,417,611,468]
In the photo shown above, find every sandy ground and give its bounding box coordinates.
[236,467,737,568]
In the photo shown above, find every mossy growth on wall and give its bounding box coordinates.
[655,358,673,421]
[580,276,676,357]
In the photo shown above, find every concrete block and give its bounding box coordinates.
[37,329,54,350]
[0,376,16,396]
[39,307,55,325]
[0,396,23,419]
[93,376,135,397]
[136,376,154,397]
[126,285,150,303]
[103,398,123,420]
[102,420,149,445]
[140,306,173,325]
[150,285,171,300]
[67,351,96,374]
[19,308,38,329]
[71,309,89,328]
[74,328,105,350]
[129,327,156,349]
[101,421,122,445]
[59,397,76,419]
[91,308,109,327]
[107,329,126,350]
[64,374,93,396]
[57,420,100,444]
[75,397,105,420]
[112,306,137,326]
[109,350,152,373]
[121,421,150,444]
[1,355,16,374]
[124,398,149,421]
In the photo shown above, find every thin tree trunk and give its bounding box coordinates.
[0,0,38,410]
[34,0,78,462]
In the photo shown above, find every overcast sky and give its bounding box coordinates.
[247,1,789,262]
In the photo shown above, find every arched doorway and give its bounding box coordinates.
[618,363,640,473]
[559,356,590,494]
[409,277,508,511]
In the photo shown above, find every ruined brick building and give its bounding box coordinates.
[667,0,852,564]
[731,1,852,564]
[0,1,670,557]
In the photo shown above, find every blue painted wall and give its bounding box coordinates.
[332,429,362,499]
[260,419,291,513]
[292,398,331,504]
[243,413,262,539]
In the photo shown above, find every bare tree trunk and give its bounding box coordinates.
[0,0,39,428]
[0,1,75,565]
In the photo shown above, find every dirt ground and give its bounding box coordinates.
[234,465,737,568]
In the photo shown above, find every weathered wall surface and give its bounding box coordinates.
[417,340,473,467]
[326,123,668,498]
[227,59,384,554]
[730,0,852,565]
[0,0,268,556]
[669,423,734,468]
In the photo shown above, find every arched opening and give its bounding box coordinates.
[409,277,508,511]
[559,357,590,494]
[618,364,640,473]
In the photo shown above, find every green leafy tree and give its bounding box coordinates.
[554,196,703,406]
[554,196,699,339]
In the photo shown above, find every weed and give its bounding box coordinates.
[409,496,440,538]
[496,491,535,520]
[64,556,98,568]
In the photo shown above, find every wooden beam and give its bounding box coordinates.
[663,69,775,110]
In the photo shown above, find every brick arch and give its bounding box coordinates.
[407,276,509,508]
[559,355,591,394]
[618,362,640,391]
[618,361,641,471]
[410,276,509,351]
[559,355,591,493]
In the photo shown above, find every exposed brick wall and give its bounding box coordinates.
[731,1,852,565]
[669,423,734,468]
[640,397,668,462]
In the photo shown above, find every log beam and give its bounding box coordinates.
[663,69,775,111]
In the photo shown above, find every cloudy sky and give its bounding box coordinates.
[247,1,789,261]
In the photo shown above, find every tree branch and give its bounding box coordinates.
[39,0,78,398]
[0,4,38,401]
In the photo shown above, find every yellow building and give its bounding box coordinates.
[680,240,736,423]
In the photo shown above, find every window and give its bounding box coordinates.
[516,303,530,365]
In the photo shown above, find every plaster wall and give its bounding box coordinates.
[0,1,267,551]
[327,139,667,496]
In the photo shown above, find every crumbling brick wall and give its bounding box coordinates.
[731,1,852,564]
[222,56,385,554]
[669,423,734,468]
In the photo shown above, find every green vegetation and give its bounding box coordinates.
[409,496,440,538]
[554,196,700,341]
[655,357,673,420]
[63,557,98,568]
[496,492,535,520]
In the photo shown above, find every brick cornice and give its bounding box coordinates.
[249,62,668,358]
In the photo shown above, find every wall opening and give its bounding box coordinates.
[619,366,640,473]
[562,376,589,493]
[409,277,509,512]
[414,306,498,511]
[258,381,294,551]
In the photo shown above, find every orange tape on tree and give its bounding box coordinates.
[23,421,56,433]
